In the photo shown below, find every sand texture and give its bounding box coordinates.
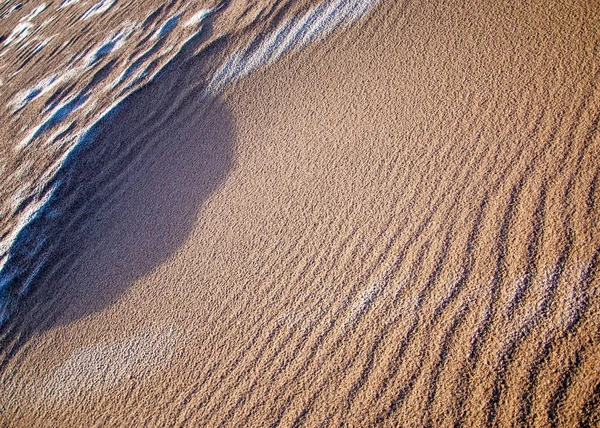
[1,0,599,426]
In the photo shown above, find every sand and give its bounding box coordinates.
[1,0,599,426]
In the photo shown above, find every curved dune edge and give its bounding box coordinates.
[1,0,600,426]
[0,0,378,328]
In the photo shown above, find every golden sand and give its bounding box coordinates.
[1,0,599,426]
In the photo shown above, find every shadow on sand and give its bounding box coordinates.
[0,25,235,362]
[42,95,234,329]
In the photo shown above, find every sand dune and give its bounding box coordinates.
[1,0,599,426]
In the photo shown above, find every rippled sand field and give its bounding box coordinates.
[1,0,599,426]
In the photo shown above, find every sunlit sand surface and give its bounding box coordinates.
[1,0,599,425]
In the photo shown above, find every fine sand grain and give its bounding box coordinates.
[1,0,599,426]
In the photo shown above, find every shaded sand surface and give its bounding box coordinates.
[2,0,600,426]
